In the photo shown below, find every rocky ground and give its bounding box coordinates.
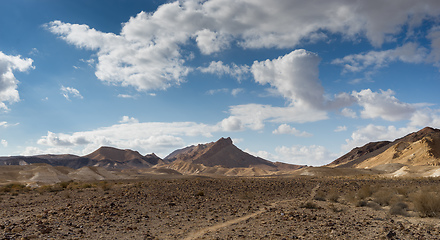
[1,176,440,239]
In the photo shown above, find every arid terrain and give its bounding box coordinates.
[1,176,440,239]
[2,127,440,239]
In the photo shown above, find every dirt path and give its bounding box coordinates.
[183,183,322,240]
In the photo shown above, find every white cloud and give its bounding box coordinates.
[342,124,418,151]
[198,61,250,81]
[206,88,244,96]
[61,86,83,100]
[252,49,324,108]
[0,51,34,110]
[36,120,218,156]
[206,88,229,95]
[409,108,440,129]
[272,124,312,137]
[333,42,428,73]
[46,1,440,92]
[1,139,7,147]
[341,108,357,118]
[218,116,243,132]
[251,49,355,111]
[195,29,231,54]
[117,94,137,99]
[231,88,244,96]
[275,145,337,166]
[225,103,328,130]
[119,116,139,124]
[0,121,19,128]
[334,126,347,132]
[352,89,416,121]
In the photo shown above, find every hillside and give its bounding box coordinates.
[328,127,440,169]
[162,137,303,175]
[84,146,163,169]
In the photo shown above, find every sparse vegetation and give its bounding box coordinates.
[313,190,326,201]
[389,202,409,216]
[301,201,320,209]
[411,190,440,217]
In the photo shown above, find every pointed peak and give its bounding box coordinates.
[216,137,233,145]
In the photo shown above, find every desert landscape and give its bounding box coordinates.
[1,127,440,239]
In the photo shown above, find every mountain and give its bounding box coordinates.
[0,146,163,170]
[84,146,163,169]
[163,137,303,174]
[328,127,440,169]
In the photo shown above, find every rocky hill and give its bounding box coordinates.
[328,127,440,169]
[162,137,303,175]
[0,147,162,170]
[84,146,163,169]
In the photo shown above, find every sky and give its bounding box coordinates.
[1,0,440,166]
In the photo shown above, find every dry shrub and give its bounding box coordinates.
[355,200,368,207]
[301,201,320,209]
[313,190,326,201]
[372,189,395,206]
[195,190,205,197]
[357,185,374,199]
[366,201,382,210]
[411,190,440,218]
[0,183,29,194]
[389,202,409,216]
[327,189,340,203]
[98,181,111,191]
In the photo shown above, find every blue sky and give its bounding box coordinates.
[1,0,440,166]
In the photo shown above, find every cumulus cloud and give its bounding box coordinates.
[119,116,139,124]
[0,51,34,110]
[408,108,440,128]
[332,42,428,73]
[252,49,324,108]
[198,61,250,81]
[61,86,83,100]
[1,139,7,147]
[224,103,328,130]
[342,124,418,151]
[352,89,416,121]
[275,145,337,166]
[334,126,347,132]
[272,124,312,137]
[195,29,231,54]
[36,120,219,156]
[46,0,440,92]
[341,108,357,118]
[218,116,243,131]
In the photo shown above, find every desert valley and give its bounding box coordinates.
[1,127,440,239]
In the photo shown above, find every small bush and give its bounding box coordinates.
[59,181,73,189]
[357,185,373,199]
[301,201,320,209]
[0,183,29,193]
[411,190,440,218]
[389,202,409,216]
[366,201,382,210]
[356,200,368,207]
[79,183,93,189]
[98,181,111,191]
[313,190,326,201]
[372,189,395,206]
[195,191,205,197]
[327,190,340,203]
